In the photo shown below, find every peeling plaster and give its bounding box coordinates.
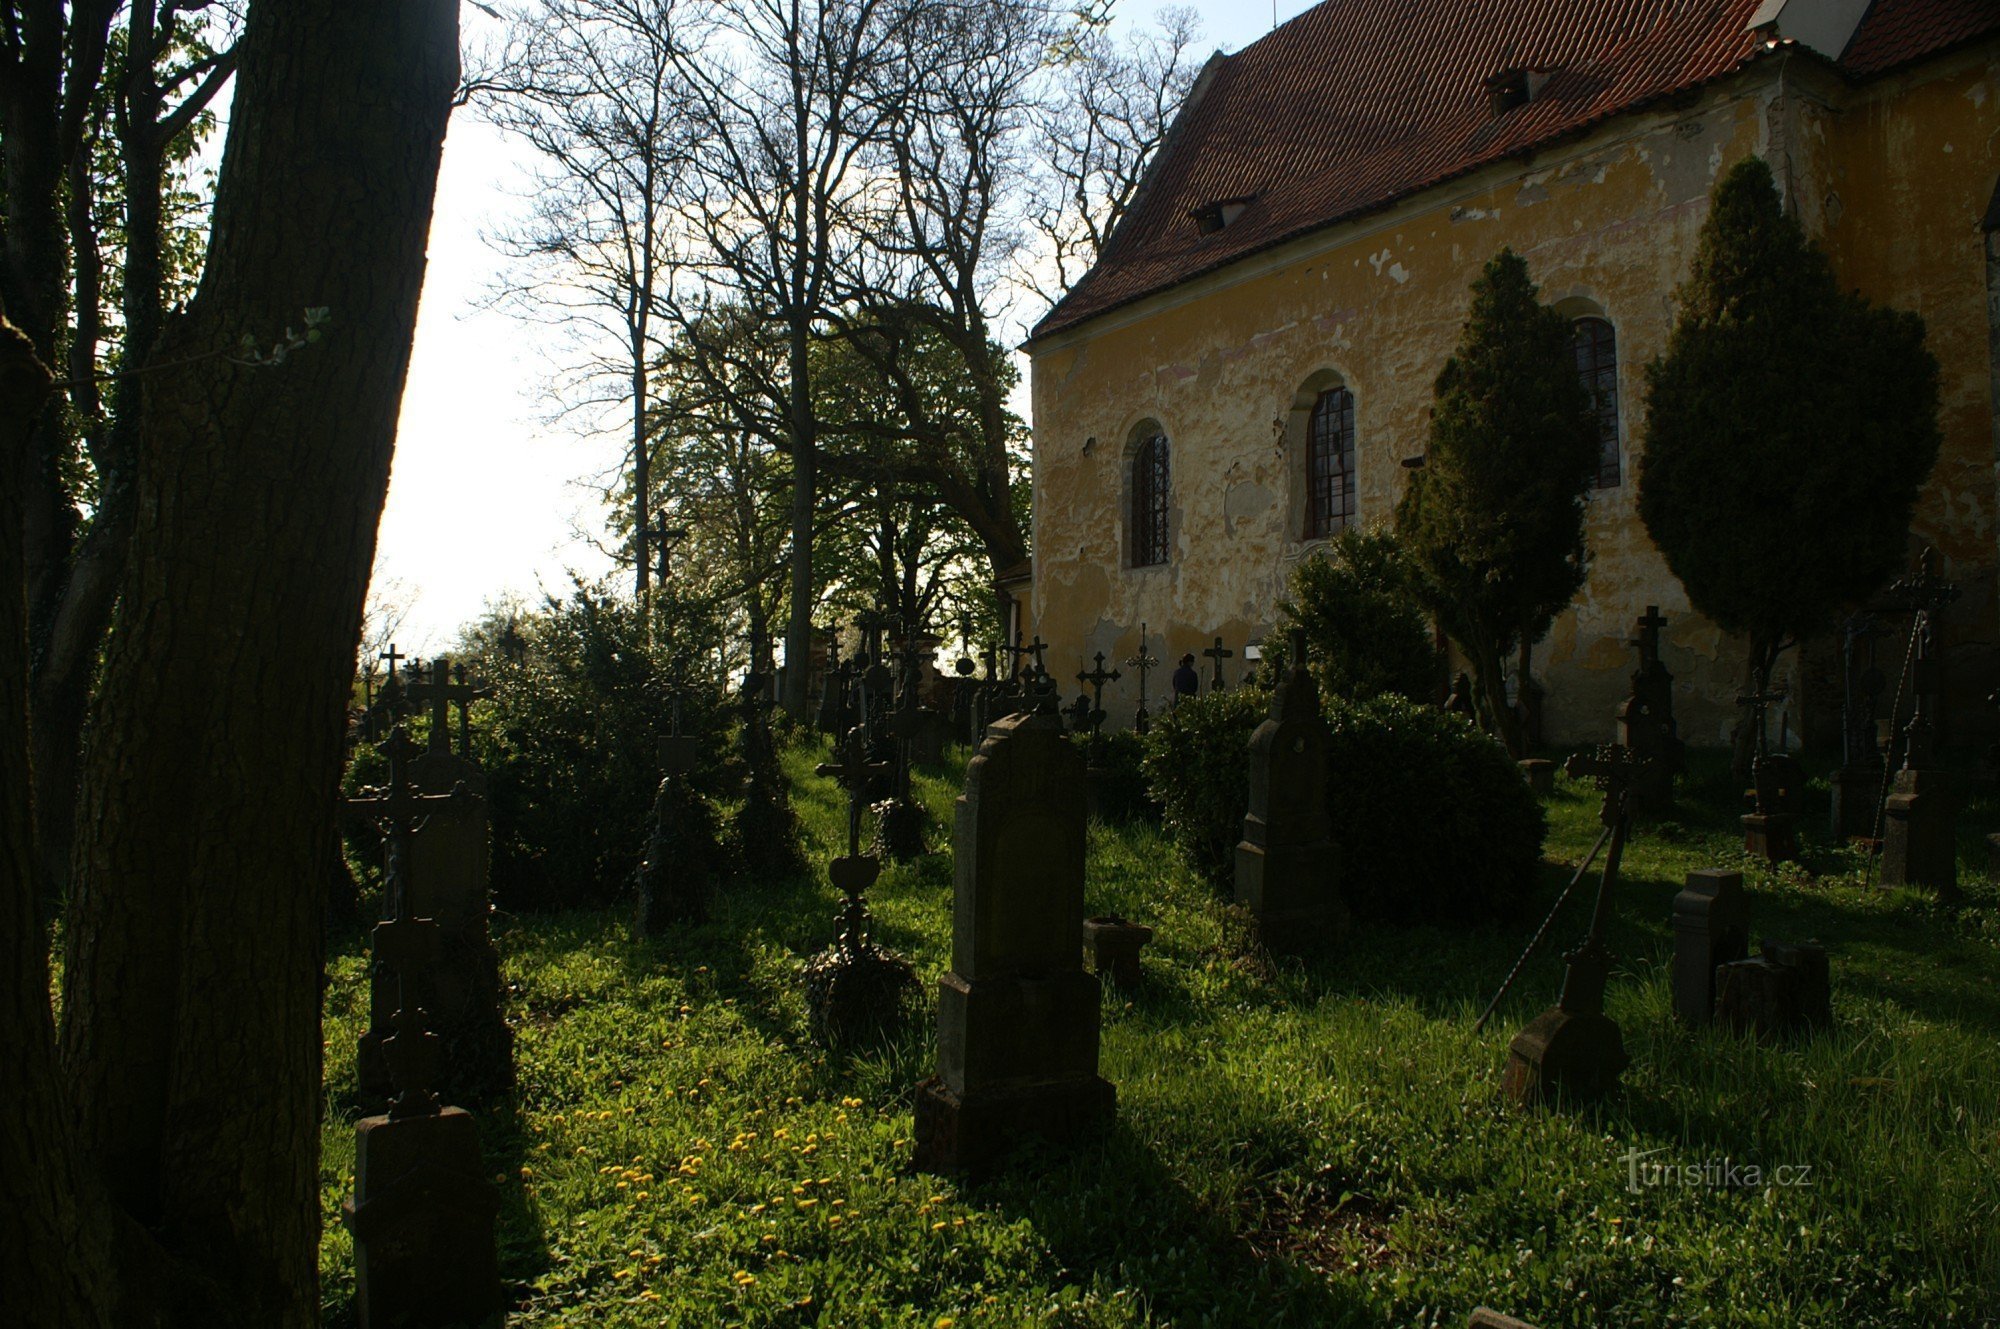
[1028,54,2000,743]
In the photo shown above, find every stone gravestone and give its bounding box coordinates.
[1234,630,1348,950]
[1830,614,1888,841]
[1741,750,1805,863]
[1082,915,1152,988]
[1614,605,1684,816]
[1715,940,1832,1041]
[1880,549,1961,898]
[914,704,1114,1171]
[1672,869,1749,1026]
[353,660,512,1109]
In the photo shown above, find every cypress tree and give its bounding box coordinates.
[1639,156,1941,771]
[1396,248,1598,757]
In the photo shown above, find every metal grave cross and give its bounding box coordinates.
[658,690,700,776]
[1125,623,1160,732]
[407,655,488,754]
[815,720,892,949]
[1203,636,1234,692]
[1077,651,1122,737]
[1555,742,1652,1015]
[1883,547,1961,771]
[1630,605,1668,667]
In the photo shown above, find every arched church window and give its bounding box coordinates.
[1573,316,1621,488]
[1131,432,1170,567]
[1305,386,1356,538]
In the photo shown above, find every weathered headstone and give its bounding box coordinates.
[1672,869,1749,1026]
[1741,751,1805,863]
[1125,624,1160,735]
[1880,549,1961,898]
[1234,630,1347,949]
[1615,605,1684,815]
[1500,744,1646,1107]
[1715,940,1832,1040]
[914,704,1114,1171]
[1082,915,1153,988]
[1517,758,1556,797]
[1831,614,1888,841]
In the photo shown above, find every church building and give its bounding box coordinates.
[1024,0,2000,743]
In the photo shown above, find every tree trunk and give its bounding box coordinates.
[0,319,120,1329]
[781,319,816,718]
[56,2,459,1323]
[1470,629,1524,758]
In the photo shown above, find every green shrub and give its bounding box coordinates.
[1141,688,1544,925]
[1140,688,1270,886]
[1324,693,1543,924]
[1278,528,1437,703]
[455,585,731,910]
[1076,728,1159,824]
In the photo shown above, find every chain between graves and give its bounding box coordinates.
[1471,816,1618,1034]
[1863,607,1925,888]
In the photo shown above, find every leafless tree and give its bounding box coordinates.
[479,0,688,600]
[1020,2,1205,307]
[659,0,918,716]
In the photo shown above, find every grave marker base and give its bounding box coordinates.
[1881,768,1959,898]
[912,1073,1115,1174]
[1739,811,1798,864]
[342,1106,502,1329]
[1501,1007,1628,1108]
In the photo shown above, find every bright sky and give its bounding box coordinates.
[375,1,1312,651]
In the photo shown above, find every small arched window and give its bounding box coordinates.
[1305,387,1356,539]
[1573,316,1620,488]
[1131,432,1170,567]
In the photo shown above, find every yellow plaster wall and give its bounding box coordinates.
[1029,46,2000,745]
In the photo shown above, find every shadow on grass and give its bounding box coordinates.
[958,1119,1377,1327]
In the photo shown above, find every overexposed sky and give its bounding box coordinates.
[375,1,1310,650]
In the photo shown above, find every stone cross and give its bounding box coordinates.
[1203,636,1233,692]
[1616,606,1682,815]
[343,727,463,919]
[1124,623,1159,734]
[1501,743,1649,1106]
[407,656,487,755]
[1076,652,1121,739]
[913,707,1114,1170]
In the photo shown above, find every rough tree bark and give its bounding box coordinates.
[0,315,117,1329]
[46,0,460,1323]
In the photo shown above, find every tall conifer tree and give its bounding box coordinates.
[1639,157,1940,772]
[1396,248,1598,757]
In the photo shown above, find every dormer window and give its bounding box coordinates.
[1485,67,1552,116]
[1191,196,1254,235]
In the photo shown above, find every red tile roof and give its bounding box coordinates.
[1030,0,2000,342]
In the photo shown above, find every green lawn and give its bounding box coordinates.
[319,742,2000,1327]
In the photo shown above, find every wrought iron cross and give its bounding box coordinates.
[1883,547,1960,771]
[1125,623,1159,733]
[1203,636,1234,692]
[407,655,488,755]
[1556,743,1652,1016]
[1077,651,1121,737]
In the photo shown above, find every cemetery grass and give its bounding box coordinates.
[318,745,2000,1328]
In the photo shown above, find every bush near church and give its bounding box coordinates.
[1278,527,1437,704]
[1142,689,1544,924]
[455,585,731,910]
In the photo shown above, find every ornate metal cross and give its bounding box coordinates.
[1203,636,1234,692]
[1076,651,1121,738]
[1882,546,1960,771]
[815,710,892,952]
[1556,743,1652,1016]
[407,655,488,755]
[1124,622,1159,732]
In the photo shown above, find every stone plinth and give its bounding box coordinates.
[1518,758,1556,797]
[1233,646,1347,949]
[1880,767,1959,897]
[1672,870,1749,1025]
[1082,915,1153,988]
[1739,812,1798,863]
[1716,941,1832,1040]
[1830,764,1885,841]
[342,1107,502,1329]
[915,709,1113,1172]
[1501,1005,1628,1108]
